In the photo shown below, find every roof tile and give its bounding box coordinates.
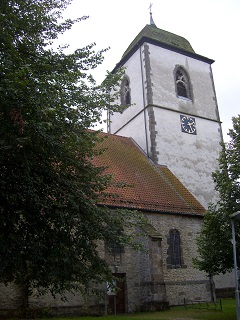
[93,133,205,215]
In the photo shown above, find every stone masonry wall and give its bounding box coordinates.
[0,211,211,314]
[146,212,211,305]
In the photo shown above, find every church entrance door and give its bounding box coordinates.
[108,273,126,314]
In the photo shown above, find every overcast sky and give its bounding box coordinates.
[57,0,240,141]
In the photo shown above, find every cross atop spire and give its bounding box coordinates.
[149,3,153,13]
[148,3,156,27]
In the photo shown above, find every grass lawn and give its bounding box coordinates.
[52,299,236,320]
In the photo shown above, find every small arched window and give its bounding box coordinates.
[120,76,131,106]
[167,229,185,268]
[105,241,124,265]
[175,67,191,100]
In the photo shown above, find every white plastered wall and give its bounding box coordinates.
[110,42,222,208]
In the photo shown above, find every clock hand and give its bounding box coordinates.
[188,123,196,133]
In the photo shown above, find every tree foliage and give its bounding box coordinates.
[0,0,142,309]
[194,115,240,275]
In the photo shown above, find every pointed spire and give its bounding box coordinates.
[149,3,156,27]
[150,12,156,26]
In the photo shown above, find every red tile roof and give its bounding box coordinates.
[93,133,205,215]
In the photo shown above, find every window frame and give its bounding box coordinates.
[120,75,131,106]
[166,228,186,269]
[174,66,192,101]
[105,240,124,266]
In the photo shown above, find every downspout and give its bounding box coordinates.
[106,89,111,133]
[138,43,149,158]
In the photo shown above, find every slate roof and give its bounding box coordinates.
[93,133,205,216]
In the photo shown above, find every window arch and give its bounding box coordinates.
[120,76,131,106]
[167,229,185,268]
[175,67,192,100]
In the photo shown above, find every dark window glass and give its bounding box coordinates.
[105,236,124,265]
[121,77,131,106]
[177,82,187,98]
[176,68,191,99]
[169,229,181,266]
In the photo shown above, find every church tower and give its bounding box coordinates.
[108,13,222,209]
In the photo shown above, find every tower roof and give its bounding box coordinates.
[113,24,214,72]
[122,24,195,59]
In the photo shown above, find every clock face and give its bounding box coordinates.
[180,115,197,134]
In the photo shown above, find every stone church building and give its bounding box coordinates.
[0,14,227,317]
[101,13,223,313]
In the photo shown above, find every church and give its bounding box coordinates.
[99,9,223,311]
[98,10,224,313]
[0,12,226,317]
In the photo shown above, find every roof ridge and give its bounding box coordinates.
[128,137,151,159]
[152,164,201,214]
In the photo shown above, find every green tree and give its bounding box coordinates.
[0,0,141,313]
[194,115,240,276]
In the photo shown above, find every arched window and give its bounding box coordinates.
[175,67,191,100]
[105,228,124,265]
[120,76,131,106]
[105,241,124,265]
[167,229,185,268]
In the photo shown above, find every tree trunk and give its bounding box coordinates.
[209,274,216,303]
[19,278,30,318]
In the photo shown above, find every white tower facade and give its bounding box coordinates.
[109,23,222,209]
